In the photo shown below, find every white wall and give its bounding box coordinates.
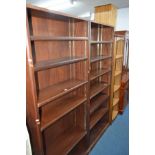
[116,7,129,31]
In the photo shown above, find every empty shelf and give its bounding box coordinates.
[90,83,109,99]
[116,54,123,59]
[115,70,122,76]
[31,36,88,41]
[91,55,112,63]
[89,121,109,152]
[38,79,87,107]
[114,85,120,92]
[112,111,118,120]
[90,68,111,81]
[34,56,87,71]
[90,94,109,114]
[113,98,119,107]
[46,127,86,155]
[90,108,108,129]
[41,96,86,131]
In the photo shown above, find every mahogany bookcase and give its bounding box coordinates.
[26,4,114,155]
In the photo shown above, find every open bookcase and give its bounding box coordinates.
[69,22,114,154]
[27,4,114,155]
[110,34,125,121]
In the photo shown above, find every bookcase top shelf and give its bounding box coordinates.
[38,80,87,107]
[34,56,87,71]
[31,36,89,41]
[27,4,88,22]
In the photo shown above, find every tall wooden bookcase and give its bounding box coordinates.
[26,4,114,155]
[110,34,125,121]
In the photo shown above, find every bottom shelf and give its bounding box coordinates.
[112,111,118,120]
[46,127,86,155]
[69,112,109,155]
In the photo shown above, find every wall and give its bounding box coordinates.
[115,7,129,31]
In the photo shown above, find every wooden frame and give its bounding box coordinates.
[26,4,114,155]
[109,34,125,122]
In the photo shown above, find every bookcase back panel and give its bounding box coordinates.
[74,21,88,37]
[91,62,100,71]
[72,62,88,80]
[30,10,70,36]
[101,27,113,41]
[116,39,124,55]
[115,59,123,71]
[74,41,88,57]
[114,74,121,85]
[91,44,99,57]
[33,41,70,62]
[100,72,111,84]
[102,59,112,69]
[37,65,70,90]
[101,44,111,56]
[102,87,110,96]
[91,27,99,41]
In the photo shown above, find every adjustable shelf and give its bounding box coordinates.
[91,40,113,44]
[115,70,122,76]
[114,85,120,92]
[46,127,86,155]
[38,79,87,107]
[31,36,88,41]
[91,55,112,63]
[90,93,109,114]
[41,87,86,131]
[113,98,119,106]
[34,56,87,71]
[89,112,109,151]
[90,107,108,129]
[90,68,111,81]
[90,82,109,99]
[43,104,86,155]
[34,57,87,71]
[116,54,123,59]
[112,111,118,120]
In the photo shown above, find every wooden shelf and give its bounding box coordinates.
[90,68,111,81]
[116,54,123,59]
[114,85,120,92]
[38,80,87,107]
[90,108,108,129]
[91,40,113,44]
[34,56,87,71]
[41,96,86,131]
[90,82,109,99]
[30,36,88,41]
[89,121,109,152]
[115,70,122,76]
[91,55,112,63]
[113,98,119,106]
[112,111,118,120]
[46,127,86,155]
[90,94,109,114]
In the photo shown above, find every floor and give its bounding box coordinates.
[90,105,129,155]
